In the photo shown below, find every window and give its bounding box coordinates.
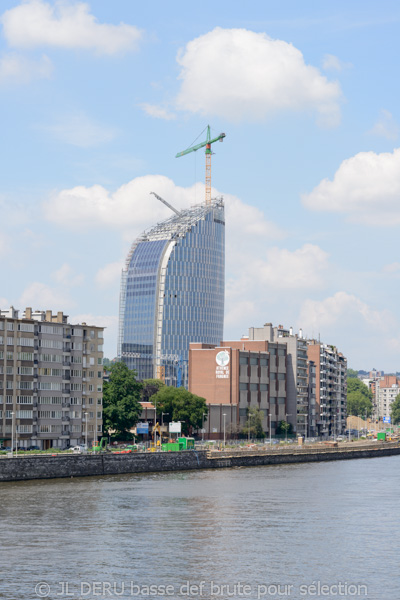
[239,356,248,365]
[6,366,13,375]
[18,367,33,375]
[239,382,248,391]
[250,383,258,391]
[260,358,268,366]
[19,323,34,332]
[7,323,14,331]
[97,371,102,379]
[17,396,33,404]
[278,348,286,357]
[6,352,13,360]
[88,398,93,405]
[260,384,268,391]
[278,373,285,381]
[19,337,34,347]
[97,357,103,366]
[97,385,102,393]
[250,357,258,366]
[16,410,33,419]
[270,373,276,380]
[18,352,34,361]
[269,348,276,355]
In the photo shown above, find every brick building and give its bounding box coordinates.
[189,339,287,439]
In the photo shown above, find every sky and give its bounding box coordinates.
[1,0,400,371]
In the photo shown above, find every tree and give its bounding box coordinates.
[391,394,400,424]
[347,368,359,379]
[151,387,207,435]
[276,420,293,435]
[141,379,165,402]
[241,407,265,439]
[102,362,143,439]
[347,378,373,417]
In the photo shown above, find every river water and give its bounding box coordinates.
[0,456,399,600]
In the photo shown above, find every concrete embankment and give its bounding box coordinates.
[1,442,400,482]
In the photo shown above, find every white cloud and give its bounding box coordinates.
[43,175,283,242]
[70,313,118,357]
[96,261,123,289]
[0,233,10,258]
[0,52,52,85]
[368,109,399,141]
[139,103,176,121]
[302,147,400,225]
[1,0,142,55]
[38,112,117,147]
[18,282,76,310]
[175,27,342,126]
[299,291,394,333]
[256,244,329,290]
[383,262,400,274]
[322,54,352,71]
[52,263,84,287]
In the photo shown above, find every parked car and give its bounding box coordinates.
[27,446,40,451]
[71,445,86,453]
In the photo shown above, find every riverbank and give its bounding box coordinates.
[1,441,400,482]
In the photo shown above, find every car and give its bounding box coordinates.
[71,445,86,453]
[27,446,40,451]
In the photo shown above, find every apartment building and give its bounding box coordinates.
[248,324,316,436]
[189,339,287,438]
[376,376,399,421]
[308,342,347,436]
[0,307,104,450]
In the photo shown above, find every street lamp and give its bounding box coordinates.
[223,413,226,449]
[269,412,272,446]
[154,399,157,450]
[11,412,15,458]
[358,415,360,440]
[202,412,207,442]
[285,413,292,444]
[84,412,88,450]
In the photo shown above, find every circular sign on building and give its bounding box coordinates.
[216,350,230,367]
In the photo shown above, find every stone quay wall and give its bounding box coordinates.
[1,442,400,482]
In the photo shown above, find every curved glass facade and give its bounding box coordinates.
[119,199,225,388]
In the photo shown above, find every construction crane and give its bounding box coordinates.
[176,125,226,205]
[150,191,181,217]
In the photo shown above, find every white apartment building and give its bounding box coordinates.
[0,307,104,450]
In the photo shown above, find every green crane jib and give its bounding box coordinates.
[176,125,226,205]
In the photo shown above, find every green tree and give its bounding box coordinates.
[347,368,359,379]
[103,362,143,439]
[141,378,165,402]
[241,407,265,439]
[347,378,373,417]
[391,394,400,424]
[151,387,207,435]
[276,419,293,435]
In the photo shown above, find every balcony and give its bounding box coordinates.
[62,402,71,409]
[61,430,70,437]
[62,415,70,422]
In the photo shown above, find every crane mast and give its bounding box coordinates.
[176,125,226,205]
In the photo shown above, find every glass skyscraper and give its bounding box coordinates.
[118,198,225,388]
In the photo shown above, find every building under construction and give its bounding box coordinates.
[118,198,225,388]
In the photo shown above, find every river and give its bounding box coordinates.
[0,456,399,600]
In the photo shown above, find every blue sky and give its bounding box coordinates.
[1,0,400,370]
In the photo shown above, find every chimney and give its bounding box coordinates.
[25,307,32,319]
[45,310,52,322]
